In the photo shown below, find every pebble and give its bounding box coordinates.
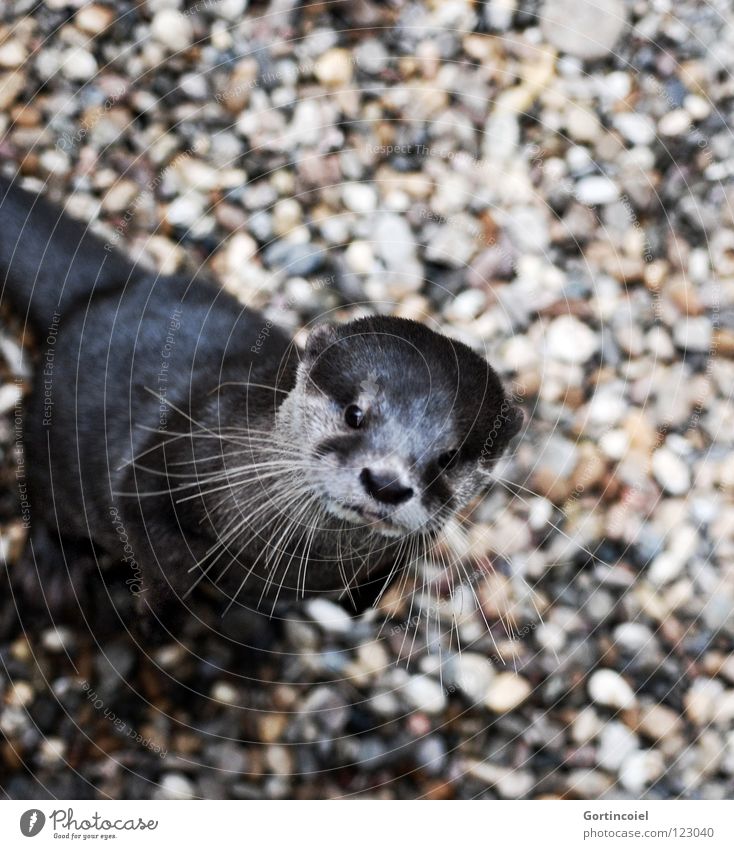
[484,673,532,713]
[619,749,665,793]
[685,679,725,726]
[465,759,535,798]
[613,113,656,146]
[342,183,378,215]
[673,316,713,352]
[0,40,27,69]
[596,721,639,771]
[41,628,73,653]
[636,702,683,742]
[272,198,302,236]
[61,47,98,82]
[546,315,599,364]
[403,674,448,715]
[0,382,22,416]
[155,773,196,800]
[575,176,620,206]
[450,653,495,703]
[151,9,194,52]
[305,598,352,634]
[613,622,654,653]
[314,49,353,88]
[76,4,116,35]
[540,0,628,59]
[651,447,691,495]
[588,669,637,710]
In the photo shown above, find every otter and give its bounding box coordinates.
[0,173,523,634]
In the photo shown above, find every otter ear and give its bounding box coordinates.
[503,404,524,440]
[304,323,338,362]
[479,404,524,468]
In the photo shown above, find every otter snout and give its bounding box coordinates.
[360,467,414,505]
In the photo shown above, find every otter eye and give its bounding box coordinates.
[344,404,365,429]
[437,449,459,470]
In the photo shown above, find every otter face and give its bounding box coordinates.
[276,317,523,538]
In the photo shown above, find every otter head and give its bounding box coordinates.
[275,316,523,539]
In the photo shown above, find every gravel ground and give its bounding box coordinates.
[1,0,734,800]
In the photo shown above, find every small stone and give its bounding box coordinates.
[673,316,712,352]
[464,760,534,798]
[684,679,725,726]
[151,9,194,53]
[684,94,711,122]
[658,109,691,137]
[413,735,447,776]
[263,241,324,277]
[166,195,205,229]
[41,627,73,652]
[575,175,620,206]
[76,4,116,35]
[342,182,377,214]
[484,0,517,31]
[305,598,352,634]
[647,551,684,586]
[0,40,27,69]
[450,653,495,703]
[613,622,653,653]
[613,112,656,146]
[345,241,374,274]
[445,289,486,322]
[272,198,302,236]
[651,447,691,495]
[62,47,98,82]
[484,672,532,713]
[540,0,628,60]
[155,773,195,800]
[0,71,24,110]
[314,48,353,88]
[597,721,639,771]
[102,180,139,214]
[588,668,637,710]
[8,681,34,707]
[0,382,22,415]
[265,745,293,776]
[403,674,447,715]
[636,702,683,741]
[38,737,67,766]
[211,681,239,705]
[546,315,599,364]
[373,213,417,267]
[619,749,665,793]
[572,706,604,744]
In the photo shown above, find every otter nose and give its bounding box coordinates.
[360,468,414,506]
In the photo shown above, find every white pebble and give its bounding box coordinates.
[651,447,691,495]
[403,674,447,715]
[305,598,352,634]
[342,182,377,215]
[673,316,712,352]
[588,668,637,709]
[155,773,195,800]
[575,175,620,206]
[62,47,98,82]
[620,749,665,793]
[546,315,599,364]
[484,673,532,713]
[151,9,193,52]
[613,112,656,146]
[450,653,495,703]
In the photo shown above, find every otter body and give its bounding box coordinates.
[0,174,522,631]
